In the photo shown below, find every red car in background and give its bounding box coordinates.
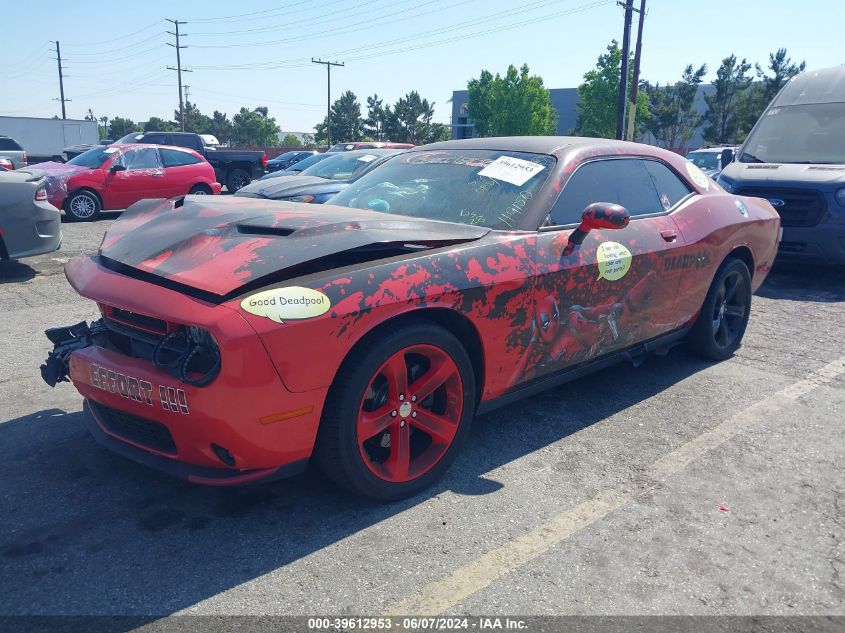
[40,144,221,221]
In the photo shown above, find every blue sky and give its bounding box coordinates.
[2,0,840,134]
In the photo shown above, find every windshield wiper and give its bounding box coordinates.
[739,153,764,163]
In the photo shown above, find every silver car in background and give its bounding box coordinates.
[0,169,61,260]
[0,135,28,169]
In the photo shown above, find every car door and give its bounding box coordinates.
[524,156,690,382]
[159,148,205,196]
[105,147,164,208]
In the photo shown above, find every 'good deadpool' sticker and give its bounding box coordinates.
[241,287,331,323]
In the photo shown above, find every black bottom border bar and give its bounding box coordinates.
[0,616,842,633]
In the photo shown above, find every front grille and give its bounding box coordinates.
[91,401,177,455]
[737,187,827,228]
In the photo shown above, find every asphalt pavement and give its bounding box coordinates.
[0,218,843,624]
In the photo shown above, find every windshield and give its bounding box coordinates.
[301,152,382,180]
[66,146,120,168]
[328,149,555,230]
[687,151,720,170]
[741,103,845,164]
[286,153,329,171]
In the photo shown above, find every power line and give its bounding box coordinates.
[615,0,634,140]
[187,0,351,24]
[626,0,647,141]
[312,59,344,147]
[191,0,611,72]
[62,21,165,48]
[166,19,191,132]
[51,41,70,119]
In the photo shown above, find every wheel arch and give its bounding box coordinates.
[64,186,104,210]
[727,244,755,281]
[330,307,486,406]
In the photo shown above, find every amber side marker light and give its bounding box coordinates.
[260,405,314,425]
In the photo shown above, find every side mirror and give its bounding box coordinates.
[109,164,126,172]
[720,148,734,168]
[578,202,630,232]
[563,203,629,256]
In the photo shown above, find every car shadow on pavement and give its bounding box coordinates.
[0,260,36,283]
[0,351,711,617]
[756,262,845,303]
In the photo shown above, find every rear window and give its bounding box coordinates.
[0,138,23,150]
[160,148,202,167]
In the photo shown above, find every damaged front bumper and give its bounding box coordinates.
[40,320,106,387]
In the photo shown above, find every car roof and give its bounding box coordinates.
[416,136,659,158]
[108,143,197,153]
[774,65,845,106]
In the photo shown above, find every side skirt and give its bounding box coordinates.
[476,327,690,416]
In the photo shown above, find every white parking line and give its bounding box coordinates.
[384,356,845,616]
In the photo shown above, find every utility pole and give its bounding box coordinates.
[312,58,344,148]
[626,0,647,141]
[615,0,634,140]
[52,41,70,119]
[166,19,191,132]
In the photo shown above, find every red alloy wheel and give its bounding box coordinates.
[356,344,463,483]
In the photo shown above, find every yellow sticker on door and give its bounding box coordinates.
[596,242,632,281]
[241,287,331,323]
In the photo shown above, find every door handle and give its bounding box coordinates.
[660,229,678,242]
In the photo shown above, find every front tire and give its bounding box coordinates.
[226,168,250,192]
[314,321,476,501]
[65,190,102,222]
[687,257,752,360]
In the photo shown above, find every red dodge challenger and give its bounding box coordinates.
[42,137,780,500]
[40,143,222,221]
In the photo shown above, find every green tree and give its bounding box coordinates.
[144,116,176,132]
[209,110,234,145]
[281,133,302,148]
[644,64,707,149]
[315,91,364,145]
[702,55,753,145]
[385,91,448,144]
[363,94,387,141]
[108,116,140,137]
[301,133,316,148]
[574,41,648,138]
[758,48,805,103]
[98,115,109,140]
[174,101,212,134]
[467,64,557,137]
[733,48,807,141]
[232,106,280,146]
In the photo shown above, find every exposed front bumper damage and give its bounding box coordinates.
[41,257,328,485]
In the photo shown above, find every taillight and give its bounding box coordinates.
[22,151,28,165]
[35,187,48,201]
[261,153,268,168]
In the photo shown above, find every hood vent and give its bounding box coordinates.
[806,165,845,171]
[237,225,296,237]
[747,165,780,169]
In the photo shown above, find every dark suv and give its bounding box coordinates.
[718,65,845,264]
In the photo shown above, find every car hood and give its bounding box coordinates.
[236,175,339,199]
[98,195,490,298]
[721,162,845,189]
[37,161,92,200]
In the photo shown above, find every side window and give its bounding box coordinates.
[172,134,201,151]
[124,148,161,170]
[160,149,202,168]
[142,134,168,145]
[643,160,692,210]
[549,158,663,225]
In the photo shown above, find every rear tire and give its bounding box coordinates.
[314,321,475,501]
[189,183,213,195]
[226,169,250,192]
[686,257,752,360]
[64,190,102,222]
